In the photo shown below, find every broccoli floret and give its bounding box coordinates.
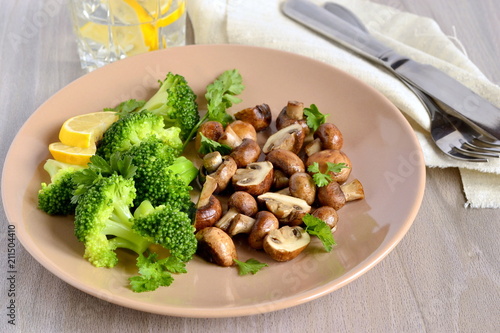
[123,136,178,170]
[123,139,198,210]
[139,72,199,141]
[73,172,196,292]
[132,200,197,262]
[74,173,151,268]
[37,159,86,215]
[96,111,183,161]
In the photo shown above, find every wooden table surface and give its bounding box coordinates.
[1,0,499,332]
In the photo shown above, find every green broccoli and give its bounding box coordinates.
[95,111,183,161]
[73,173,148,268]
[37,159,86,215]
[139,72,199,141]
[122,137,198,210]
[132,200,197,263]
[73,172,197,291]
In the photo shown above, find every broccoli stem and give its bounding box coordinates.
[167,156,199,186]
[102,201,151,255]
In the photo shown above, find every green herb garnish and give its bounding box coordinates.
[234,258,268,275]
[302,214,336,252]
[304,104,328,131]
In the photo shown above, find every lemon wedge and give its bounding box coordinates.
[49,142,96,166]
[59,112,119,148]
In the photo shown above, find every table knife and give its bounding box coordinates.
[282,0,500,140]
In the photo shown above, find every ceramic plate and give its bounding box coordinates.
[1,45,425,317]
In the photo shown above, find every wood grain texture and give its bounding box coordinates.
[0,1,499,332]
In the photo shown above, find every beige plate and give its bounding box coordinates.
[1,45,425,317]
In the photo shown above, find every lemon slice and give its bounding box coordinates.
[59,112,119,148]
[138,0,173,17]
[109,0,158,51]
[79,0,158,56]
[79,21,151,56]
[49,142,96,166]
[156,0,185,28]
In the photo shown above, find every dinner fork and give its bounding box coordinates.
[321,1,500,162]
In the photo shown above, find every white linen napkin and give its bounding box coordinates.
[186,0,500,208]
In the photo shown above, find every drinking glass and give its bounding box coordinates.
[69,0,187,71]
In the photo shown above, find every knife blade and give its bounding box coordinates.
[281,0,500,140]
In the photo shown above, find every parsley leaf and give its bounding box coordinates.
[302,214,336,252]
[205,69,245,126]
[197,133,232,156]
[326,162,350,173]
[71,153,137,203]
[129,252,187,293]
[307,162,350,187]
[304,104,328,131]
[104,99,146,117]
[234,258,268,275]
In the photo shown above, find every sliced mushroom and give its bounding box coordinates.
[276,101,309,135]
[262,123,305,154]
[234,103,272,132]
[229,138,261,168]
[195,227,237,267]
[306,149,352,184]
[227,214,256,237]
[289,172,316,205]
[257,192,311,226]
[312,206,339,232]
[195,121,224,156]
[314,123,343,150]
[227,120,257,141]
[194,176,223,231]
[232,161,274,196]
[215,191,258,231]
[248,211,279,250]
[214,208,239,232]
[205,156,238,194]
[265,149,305,177]
[340,179,365,202]
[218,125,243,149]
[263,226,310,262]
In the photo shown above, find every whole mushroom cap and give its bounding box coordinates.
[314,123,343,150]
[306,149,352,184]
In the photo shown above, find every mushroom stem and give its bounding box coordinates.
[203,151,223,173]
[227,214,256,237]
[286,100,305,120]
[218,125,243,149]
[340,179,365,202]
[215,207,239,232]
